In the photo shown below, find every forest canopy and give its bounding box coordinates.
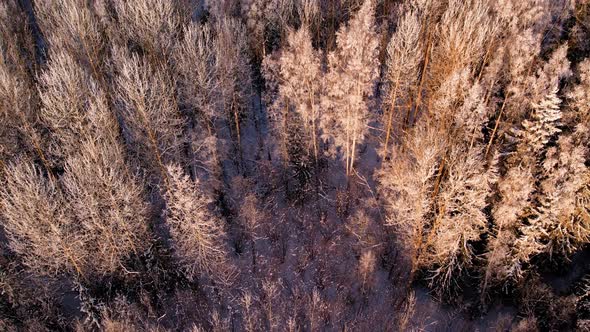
[0,0,589,331]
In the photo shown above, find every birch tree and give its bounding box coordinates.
[382,7,422,156]
[111,0,184,61]
[278,26,322,164]
[174,22,222,184]
[38,51,98,167]
[377,125,444,279]
[163,165,229,281]
[215,18,252,159]
[113,47,186,187]
[424,146,495,292]
[0,162,79,277]
[61,95,151,278]
[323,0,379,176]
[0,2,47,171]
[35,0,105,79]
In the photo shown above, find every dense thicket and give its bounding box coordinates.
[1,0,590,330]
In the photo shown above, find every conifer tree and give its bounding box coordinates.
[534,130,589,256]
[509,122,589,276]
[517,89,563,156]
[484,89,567,284]
[482,165,535,289]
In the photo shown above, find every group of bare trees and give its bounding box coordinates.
[375,2,590,308]
[1,0,590,330]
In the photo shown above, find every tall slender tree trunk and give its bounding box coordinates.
[311,119,319,165]
[251,237,256,274]
[481,223,504,302]
[17,111,53,180]
[232,95,245,173]
[0,159,6,179]
[233,99,242,148]
[408,222,424,285]
[350,127,357,176]
[134,104,169,189]
[485,95,508,157]
[345,106,351,176]
[309,86,319,165]
[384,75,400,156]
[410,30,432,127]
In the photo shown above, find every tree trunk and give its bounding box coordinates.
[384,76,400,156]
[485,95,507,157]
[345,105,351,176]
[410,30,432,127]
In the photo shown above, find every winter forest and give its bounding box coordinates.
[0,0,589,330]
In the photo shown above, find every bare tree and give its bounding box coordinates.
[278,26,322,164]
[323,0,379,176]
[241,0,295,57]
[377,124,444,280]
[382,6,422,156]
[61,95,151,278]
[35,0,105,79]
[0,162,82,277]
[113,47,186,187]
[0,1,48,171]
[424,146,495,291]
[163,165,229,281]
[261,51,291,164]
[2,96,151,281]
[174,22,222,184]
[38,51,98,167]
[214,17,252,164]
[206,0,240,19]
[567,59,590,126]
[110,0,185,61]
[429,0,493,91]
